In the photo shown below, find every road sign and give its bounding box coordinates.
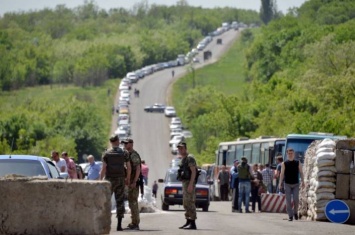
[325,199,350,224]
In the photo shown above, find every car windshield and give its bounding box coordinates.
[166,170,207,184]
[0,159,46,177]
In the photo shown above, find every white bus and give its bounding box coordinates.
[209,136,285,200]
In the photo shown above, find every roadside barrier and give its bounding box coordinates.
[261,193,287,213]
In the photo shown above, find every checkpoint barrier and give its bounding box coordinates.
[261,193,287,213]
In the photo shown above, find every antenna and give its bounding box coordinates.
[9,138,15,158]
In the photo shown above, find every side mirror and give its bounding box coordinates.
[158,179,164,183]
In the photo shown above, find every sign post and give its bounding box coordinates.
[325,199,350,224]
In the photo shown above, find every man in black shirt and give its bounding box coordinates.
[279,148,304,221]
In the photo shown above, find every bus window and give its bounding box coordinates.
[236,144,243,160]
[284,139,310,164]
[243,144,252,163]
[217,150,224,165]
[251,143,260,164]
[261,143,269,165]
[226,145,236,166]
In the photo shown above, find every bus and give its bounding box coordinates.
[284,132,347,163]
[210,136,285,200]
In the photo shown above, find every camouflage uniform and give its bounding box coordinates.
[128,150,141,226]
[181,155,197,220]
[102,147,130,219]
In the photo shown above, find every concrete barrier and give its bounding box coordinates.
[0,175,111,235]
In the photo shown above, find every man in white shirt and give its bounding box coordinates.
[51,150,67,173]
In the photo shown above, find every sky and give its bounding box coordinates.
[0,0,308,16]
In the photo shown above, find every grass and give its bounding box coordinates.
[0,79,120,136]
[172,35,248,112]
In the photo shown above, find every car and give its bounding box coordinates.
[118,124,131,136]
[114,128,128,139]
[144,103,166,113]
[197,43,206,51]
[119,82,130,91]
[171,144,179,155]
[0,155,68,179]
[120,90,130,98]
[118,107,129,115]
[164,106,176,117]
[118,118,129,126]
[169,122,182,130]
[169,135,184,147]
[119,95,130,104]
[126,72,138,83]
[142,66,153,76]
[135,69,145,79]
[118,114,129,122]
[171,117,181,123]
[192,57,200,63]
[158,168,210,211]
[176,54,186,66]
[182,130,193,138]
[168,60,178,67]
[170,129,183,138]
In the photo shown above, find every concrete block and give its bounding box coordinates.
[343,200,355,225]
[0,175,112,235]
[350,174,355,200]
[335,174,350,199]
[335,149,353,174]
[336,139,355,150]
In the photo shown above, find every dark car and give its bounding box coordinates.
[159,168,210,211]
[0,155,68,179]
[144,103,166,113]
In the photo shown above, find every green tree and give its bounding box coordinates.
[260,0,278,24]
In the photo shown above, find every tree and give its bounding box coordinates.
[260,0,278,24]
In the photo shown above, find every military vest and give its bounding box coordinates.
[237,164,250,180]
[105,147,126,178]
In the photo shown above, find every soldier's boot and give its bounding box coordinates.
[117,218,123,231]
[184,220,197,230]
[178,219,191,229]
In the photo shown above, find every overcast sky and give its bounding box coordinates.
[0,0,307,16]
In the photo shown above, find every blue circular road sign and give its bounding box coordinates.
[325,199,350,224]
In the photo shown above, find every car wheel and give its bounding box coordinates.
[202,205,209,212]
[162,203,169,211]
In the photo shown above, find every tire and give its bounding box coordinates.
[202,205,209,212]
[162,203,169,211]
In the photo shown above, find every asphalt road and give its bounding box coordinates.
[128,28,241,196]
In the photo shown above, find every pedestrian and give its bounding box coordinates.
[230,160,239,212]
[100,134,131,231]
[237,157,253,213]
[51,150,67,173]
[259,164,264,172]
[177,141,197,230]
[261,163,274,194]
[279,148,304,221]
[141,160,149,185]
[87,155,101,180]
[275,155,284,193]
[217,165,230,201]
[172,70,175,78]
[122,138,141,231]
[152,180,158,198]
[70,157,84,179]
[251,164,263,213]
[61,152,77,179]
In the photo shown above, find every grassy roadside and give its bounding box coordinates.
[0,79,120,137]
[172,34,248,114]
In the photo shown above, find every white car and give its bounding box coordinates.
[169,135,184,147]
[120,90,130,98]
[171,117,181,123]
[119,95,130,104]
[118,118,129,126]
[170,129,183,138]
[119,82,129,91]
[182,130,193,138]
[114,128,128,139]
[165,106,176,117]
[126,72,138,83]
[197,43,206,51]
[171,144,178,155]
[170,123,182,130]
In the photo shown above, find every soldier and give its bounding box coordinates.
[122,138,141,230]
[100,134,131,231]
[177,141,197,230]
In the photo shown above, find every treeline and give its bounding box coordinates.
[0,0,260,91]
[176,0,355,163]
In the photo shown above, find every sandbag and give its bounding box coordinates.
[316,151,336,161]
[315,200,329,208]
[316,147,334,155]
[314,213,327,221]
[317,166,336,173]
[318,176,336,183]
[315,187,336,193]
[316,181,335,189]
[316,171,336,178]
[318,139,336,149]
[316,192,335,201]
[315,159,335,167]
